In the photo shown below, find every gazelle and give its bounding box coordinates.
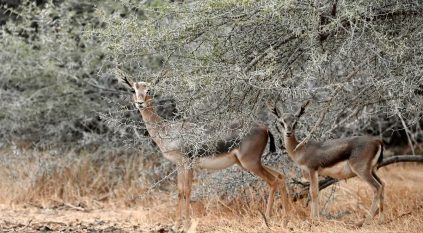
[268,100,385,223]
[122,77,290,230]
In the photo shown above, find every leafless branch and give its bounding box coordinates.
[294,68,360,151]
[243,34,298,73]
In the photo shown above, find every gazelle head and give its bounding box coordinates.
[117,73,157,109]
[132,82,152,109]
[268,100,310,137]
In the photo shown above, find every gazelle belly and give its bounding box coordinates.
[162,151,184,164]
[318,161,355,180]
[197,151,238,170]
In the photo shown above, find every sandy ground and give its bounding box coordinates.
[0,164,422,232]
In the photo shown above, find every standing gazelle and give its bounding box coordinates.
[268,100,384,223]
[122,77,290,230]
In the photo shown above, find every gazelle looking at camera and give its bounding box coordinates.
[268,100,384,223]
[120,76,290,230]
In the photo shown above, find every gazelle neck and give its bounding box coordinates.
[138,97,162,141]
[284,133,301,161]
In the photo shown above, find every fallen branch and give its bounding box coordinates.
[378,155,423,167]
[291,154,423,201]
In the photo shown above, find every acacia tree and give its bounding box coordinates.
[101,0,422,149]
[96,0,423,197]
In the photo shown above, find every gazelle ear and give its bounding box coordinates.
[266,100,287,129]
[266,100,282,119]
[266,101,277,114]
[266,100,285,116]
[295,100,310,119]
[115,67,135,89]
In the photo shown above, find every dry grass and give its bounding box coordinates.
[0,148,422,232]
[0,148,173,207]
[132,164,423,233]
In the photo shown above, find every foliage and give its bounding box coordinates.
[100,0,423,150]
[3,0,421,151]
[0,0,146,149]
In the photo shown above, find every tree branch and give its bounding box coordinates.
[319,6,423,42]
[243,34,298,73]
[293,69,359,151]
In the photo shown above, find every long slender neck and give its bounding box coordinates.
[283,133,301,161]
[138,97,163,143]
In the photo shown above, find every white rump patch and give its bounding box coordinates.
[371,144,382,167]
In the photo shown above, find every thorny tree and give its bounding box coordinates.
[98,0,423,196]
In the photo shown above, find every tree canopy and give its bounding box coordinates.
[101,0,423,149]
[0,0,422,153]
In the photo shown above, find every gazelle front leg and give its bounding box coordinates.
[183,168,193,231]
[175,167,194,231]
[175,169,185,229]
[308,169,320,220]
[175,165,186,230]
[373,169,385,223]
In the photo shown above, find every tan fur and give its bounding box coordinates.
[131,82,290,230]
[272,101,385,222]
[197,151,239,170]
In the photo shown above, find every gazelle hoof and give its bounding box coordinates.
[354,219,365,228]
[361,216,376,226]
[378,214,385,225]
[172,221,182,232]
[281,218,289,227]
[313,220,322,226]
[183,221,192,232]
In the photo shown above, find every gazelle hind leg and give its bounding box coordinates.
[266,178,277,218]
[263,166,291,214]
[353,168,383,222]
[251,166,278,217]
[236,156,278,217]
[372,168,385,223]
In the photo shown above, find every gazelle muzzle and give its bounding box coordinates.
[134,101,145,109]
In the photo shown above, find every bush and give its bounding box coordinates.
[0,1,148,150]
